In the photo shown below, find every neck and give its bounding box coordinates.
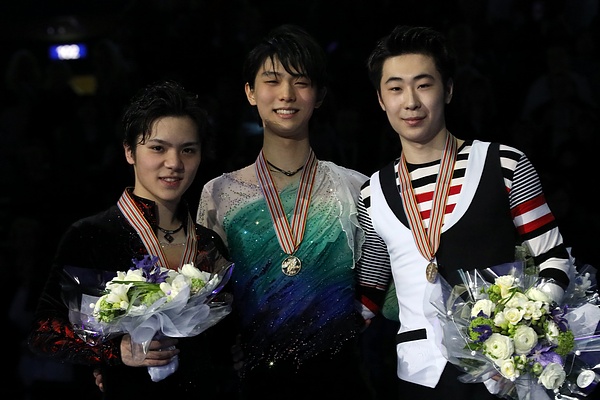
[401,130,453,164]
[261,140,311,171]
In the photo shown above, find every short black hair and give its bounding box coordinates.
[367,25,457,94]
[243,24,328,100]
[122,80,212,157]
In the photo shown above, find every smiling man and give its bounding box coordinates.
[355,25,572,400]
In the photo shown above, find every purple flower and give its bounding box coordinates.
[529,343,563,367]
[131,255,169,283]
[472,323,493,343]
[550,305,570,332]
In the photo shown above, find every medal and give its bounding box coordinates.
[426,262,438,283]
[398,133,457,284]
[281,255,302,276]
[255,150,318,276]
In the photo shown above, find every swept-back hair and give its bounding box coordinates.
[367,25,457,93]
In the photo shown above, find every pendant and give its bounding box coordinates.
[281,255,302,276]
[426,262,438,283]
[164,233,174,243]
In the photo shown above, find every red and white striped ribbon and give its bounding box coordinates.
[255,149,318,255]
[397,133,457,263]
[117,188,197,269]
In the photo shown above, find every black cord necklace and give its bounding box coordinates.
[266,160,304,176]
[157,224,184,243]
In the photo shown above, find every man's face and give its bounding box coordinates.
[377,53,452,145]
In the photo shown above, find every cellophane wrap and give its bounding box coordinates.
[61,252,234,382]
[431,259,600,400]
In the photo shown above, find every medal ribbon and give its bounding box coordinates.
[397,133,457,263]
[255,149,318,255]
[117,188,197,269]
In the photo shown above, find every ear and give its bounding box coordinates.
[315,87,327,109]
[445,79,454,104]
[377,91,386,112]
[124,143,135,165]
[245,82,257,106]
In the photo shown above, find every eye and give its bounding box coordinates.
[182,147,199,155]
[150,145,164,152]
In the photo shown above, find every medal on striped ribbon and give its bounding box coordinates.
[397,133,457,283]
[255,149,318,276]
[117,188,197,269]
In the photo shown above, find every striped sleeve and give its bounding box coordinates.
[500,145,571,294]
[355,178,393,318]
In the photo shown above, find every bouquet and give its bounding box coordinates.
[431,257,600,400]
[62,251,234,382]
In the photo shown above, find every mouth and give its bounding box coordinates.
[160,177,183,183]
[275,108,298,115]
[403,116,425,126]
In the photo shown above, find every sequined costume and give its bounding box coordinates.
[28,188,233,398]
[198,160,369,398]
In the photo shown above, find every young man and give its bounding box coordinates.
[197,24,372,400]
[355,25,572,399]
[28,81,233,398]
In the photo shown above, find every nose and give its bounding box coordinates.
[404,88,420,110]
[165,150,184,170]
[279,82,296,102]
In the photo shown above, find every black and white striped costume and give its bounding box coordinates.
[356,139,571,388]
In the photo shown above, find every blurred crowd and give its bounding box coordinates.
[1,0,599,398]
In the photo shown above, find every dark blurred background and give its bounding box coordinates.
[2,1,599,398]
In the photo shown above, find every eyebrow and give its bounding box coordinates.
[147,138,200,147]
[384,73,435,85]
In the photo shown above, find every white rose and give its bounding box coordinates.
[471,299,495,318]
[538,362,566,390]
[504,307,525,325]
[499,358,520,380]
[484,333,514,365]
[494,311,508,329]
[123,268,146,281]
[505,292,528,308]
[513,325,538,355]
[180,262,203,278]
[526,287,551,303]
[495,275,516,298]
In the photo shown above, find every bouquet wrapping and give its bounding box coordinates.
[61,251,234,382]
[431,257,600,400]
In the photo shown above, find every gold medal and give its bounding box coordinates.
[282,255,302,276]
[426,262,438,283]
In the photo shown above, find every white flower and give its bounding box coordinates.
[526,287,551,303]
[99,283,131,310]
[545,320,560,345]
[538,362,566,390]
[505,292,528,308]
[471,299,495,318]
[484,333,514,366]
[495,275,516,298]
[522,300,544,321]
[493,311,508,330]
[503,306,526,325]
[513,325,538,355]
[499,357,520,380]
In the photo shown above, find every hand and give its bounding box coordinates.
[120,333,180,367]
[93,369,104,392]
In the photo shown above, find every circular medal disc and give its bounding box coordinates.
[282,255,302,276]
[426,262,438,283]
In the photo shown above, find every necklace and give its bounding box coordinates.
[156,224,184,243]
[266,160,304,177]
